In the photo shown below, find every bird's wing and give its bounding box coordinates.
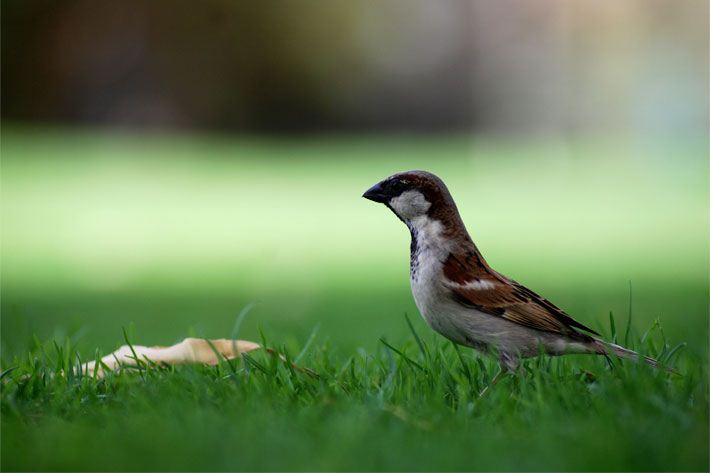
[443,252,599,340]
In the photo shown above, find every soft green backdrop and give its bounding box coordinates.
[2,128,707,357]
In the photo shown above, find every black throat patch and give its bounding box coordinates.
[409,227,420,280]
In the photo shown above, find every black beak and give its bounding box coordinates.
[362,181,390,203]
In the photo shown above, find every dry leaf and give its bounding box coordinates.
[81,337,261,378]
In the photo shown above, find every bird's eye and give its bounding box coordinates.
[390,179,407,192]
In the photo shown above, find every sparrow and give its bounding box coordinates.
[363,170,661,380]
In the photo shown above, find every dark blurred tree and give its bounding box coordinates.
[1,0,476,132]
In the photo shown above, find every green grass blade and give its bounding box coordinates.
[379,338,425,372]
[0,367,17,380]
[404,313,428,362]
[122,327,145,379]
[452,342,472,385]
[295,323,320,364]
[624,281,633,346]
[231,302,257,341]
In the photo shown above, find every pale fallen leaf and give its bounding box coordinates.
[82,337,261,378]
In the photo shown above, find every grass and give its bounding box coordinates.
[1,127,708,470]
[1,314,707,471]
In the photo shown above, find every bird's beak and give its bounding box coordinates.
[362,181,389,203]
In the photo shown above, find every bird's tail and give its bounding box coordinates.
[592,339,674,372]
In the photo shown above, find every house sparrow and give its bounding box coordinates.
[363,170,660,377]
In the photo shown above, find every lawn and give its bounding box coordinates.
[1,127,708,471]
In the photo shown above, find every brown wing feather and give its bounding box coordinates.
[443,251,599,341]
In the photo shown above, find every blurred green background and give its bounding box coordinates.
[2,129,707,358]
[1,2,708,470]
[2,0,708,362]
[1,0,708,358]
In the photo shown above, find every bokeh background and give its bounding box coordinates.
[2,0,708,360]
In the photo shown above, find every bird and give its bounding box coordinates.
[363,170,664,389]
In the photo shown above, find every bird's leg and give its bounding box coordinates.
[478,353,520,398]
[478,365,505,397]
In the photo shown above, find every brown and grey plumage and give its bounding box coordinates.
[363,170,661,374]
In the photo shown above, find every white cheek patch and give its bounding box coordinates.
[389,190,431,220]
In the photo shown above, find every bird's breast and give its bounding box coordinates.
[409,242,462,340]
[407,217,468,342]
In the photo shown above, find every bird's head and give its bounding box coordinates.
[362,170,459,226]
